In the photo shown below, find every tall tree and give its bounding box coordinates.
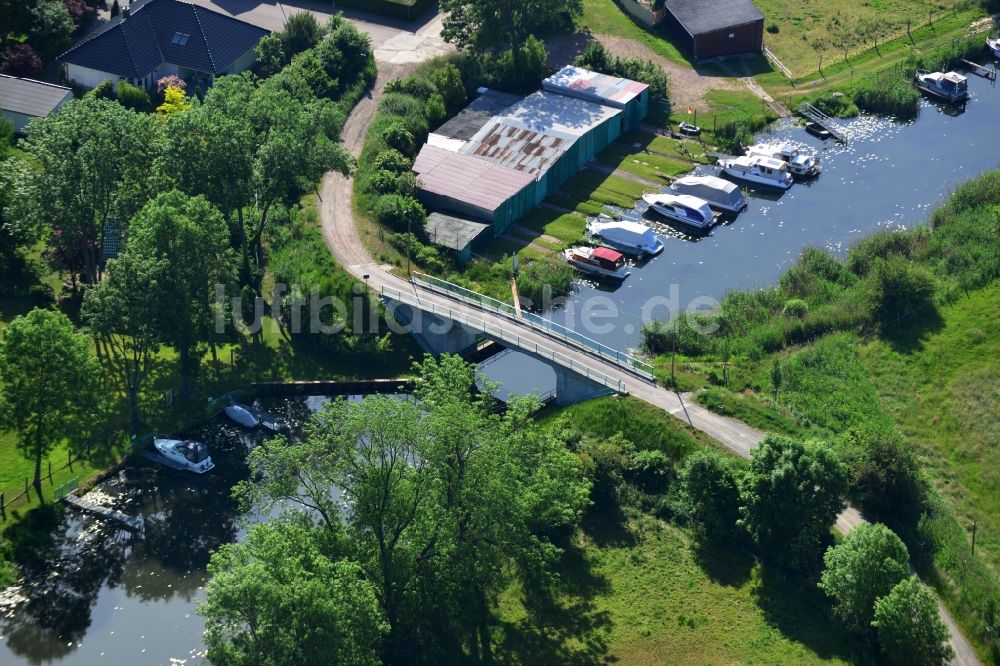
[0,308,101,500]
[82,252,167,429]
[125,190,235,397]
[15,97,161,284]
[679,449,743,542]
[232,355,589,659]
[739,435,848,571]
[439,0,582,51]
[200,520,386,666]
[818,523,909,634]
[872,577,954,666]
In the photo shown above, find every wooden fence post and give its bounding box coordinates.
[48,460,52,482]
[68,449,73,472]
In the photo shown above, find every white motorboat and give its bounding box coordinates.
[747,142,821,178]
[586,216,664,256]
[563,246,631,280]
[719,155,793,190]
[915,70,968,104]
[641,193,715,229]
[153,438,215,474]
[224,403,259,428]
[989,36,1000,58]
[669,175,747,213]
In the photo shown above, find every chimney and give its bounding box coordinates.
[122,5,130,17]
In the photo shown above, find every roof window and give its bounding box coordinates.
[171,32,190,46]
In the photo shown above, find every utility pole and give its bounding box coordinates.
[670,332,676,389]
[406,218,412,278]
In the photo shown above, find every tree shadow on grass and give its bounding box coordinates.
[692,538,755,588]
[880,307,944,355]
[580,503,637,549]
[495,540,615,665]
[752,566,862,663]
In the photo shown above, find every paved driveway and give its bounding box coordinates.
[184,0,452,64]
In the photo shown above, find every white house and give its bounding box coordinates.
[58,0,269,91]
[0,75,74,133]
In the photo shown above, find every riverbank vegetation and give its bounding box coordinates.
[0,15,418,530]
[644,168,1000,660]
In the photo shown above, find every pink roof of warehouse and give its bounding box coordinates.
[542,66,649,107]
[413,144,536,213]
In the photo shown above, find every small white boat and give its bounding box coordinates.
[719,155,793,190]
[641,193,715,229]
[586,216,664,256]
[678,122,701,136]
[989,36,1000,58]
[915,70,968,103]
[153,438,215,474]
[563,246,631,280]
[669,174,747,213]
[747,142,821,178]
[224,404,258,428]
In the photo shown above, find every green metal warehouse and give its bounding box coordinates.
[413,67,650,240]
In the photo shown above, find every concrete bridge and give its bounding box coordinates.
[380,275,657,405]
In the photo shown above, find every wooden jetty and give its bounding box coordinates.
[796,103,849,143]
[960,59,996,80]
[63,493,143,532]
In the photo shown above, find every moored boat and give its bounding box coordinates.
[563,246,631,280]
[586,216,664,256]
[642,193,715,228]
[747,141,821,178]
[224,403,258,428]
[804,121,832,140]
[153,438,215,474]
[915,69,968,103]
[678,122,701,136]
[718,155,793,190]
[989,36,1000,58]
[669,175,747,213]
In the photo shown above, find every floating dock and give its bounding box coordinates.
[63,494,143,532]
[960,59,996,80]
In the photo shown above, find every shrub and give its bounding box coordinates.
[516,258,575,309]
[385,75,437,100]
[381,122,415,156]
[766,22,780,34]
[116,82,151,111]
[867,256,936,330]
[678,449,743,541]
[88,79,116,101]
[844,430,928,534]
[846,229,915,276]
[281,11,323,59]
[155,75,186,94]
[364,169,418,196]
[782,299,808,318]
[254,33,286,78]
[810,92,858,118]
[371,149,412,174]
[429,63,466,112]
[0,44,43,78]
[574,41,668,98]
[425,93,447,127]
[373,194,425,231]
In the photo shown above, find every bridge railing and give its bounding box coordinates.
[381,284,628,395]
[411,273,655,379]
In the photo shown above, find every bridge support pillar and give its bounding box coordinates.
[403,308,478,356]
[554,365,616,405]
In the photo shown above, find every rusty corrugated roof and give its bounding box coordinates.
[413,144,536,214]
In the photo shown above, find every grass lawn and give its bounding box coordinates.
[759,7,988,97]
[619,131,713,164]
[575,0,691,66]
[596,144,694,184]
[861,284,1000,575]
[756,0,956,76]
[496,510,859,665]
[548,169,648,215]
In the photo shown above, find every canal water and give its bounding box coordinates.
[4,73,1000,665]
[0,395,356,666]
[545,71,1000,352]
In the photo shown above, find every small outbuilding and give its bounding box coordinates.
[0,75,73,134]
[424,212,492,264]
[664,0,764,61]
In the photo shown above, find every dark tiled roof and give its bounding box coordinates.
[59,0,269,79]
[667,0,764,36]
[433,90,522,142]
[0,75,73,117]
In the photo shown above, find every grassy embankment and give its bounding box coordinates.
[494,397,860,665]
[645,168,1000,660]
[574,0,691,66]
[757,5,990,101]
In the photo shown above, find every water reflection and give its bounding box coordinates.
[0,396,335,666]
